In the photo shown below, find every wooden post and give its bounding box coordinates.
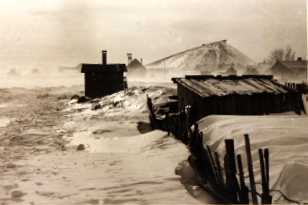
[261,149,272,204]
[166,112,170,136]
[264,149,270,186]
[178,113,182,141]
[224,155,229,190]
[185,106,193,139]
[244,134,258,205]
[214,152,224,186]
[146,95,157,129]
[225,139,240,203]
[259,149,267,204]
[237,154,249,204]
[207,146,219,185]
[189,123,199,147]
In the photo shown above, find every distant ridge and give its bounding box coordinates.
[146,40,256,71]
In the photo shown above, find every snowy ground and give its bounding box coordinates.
[0,78,210,205]
[1,73,307,204]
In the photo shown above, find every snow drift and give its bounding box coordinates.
[197,114,308,204]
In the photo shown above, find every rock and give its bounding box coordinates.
[70,94,80,100]
[11,190,26,199]
[77,96,91,103]
[76,144,85,151]
[5,163,16,169]
[92,103,101,110]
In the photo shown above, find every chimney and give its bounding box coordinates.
[140,58,143,64]
[127,53,132,64]
[297,57,302,61]
[102,50,107,65]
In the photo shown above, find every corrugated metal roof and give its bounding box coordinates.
[280,60,307,70]
[172,75,295,97]
[81,64,127,73]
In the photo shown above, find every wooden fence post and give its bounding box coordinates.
[237,154,249,204]
[244,134,259,205]
[185,106,193,139]
[259,149,272,204]
[214,152,224,186]
[146,95,157,129]
[166,112,170,136]
[206,146,219,186]
[225,139,240,203]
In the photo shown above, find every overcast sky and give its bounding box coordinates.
[0,0,306,70]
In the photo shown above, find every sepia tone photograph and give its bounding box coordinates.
[0,0,307,204]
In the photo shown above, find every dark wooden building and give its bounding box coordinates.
[271,58,307,83]
[81,51,128,98]
[172,75,306,125]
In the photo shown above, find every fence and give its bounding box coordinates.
[189,123,272,204]
[284,82,308,94]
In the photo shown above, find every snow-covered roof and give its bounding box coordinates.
[279,60,307,70]
[172,75,295,97]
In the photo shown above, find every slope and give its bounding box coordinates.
[146,40,256,72]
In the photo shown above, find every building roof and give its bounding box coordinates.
[225,66,237,74]
[278,60,307,70]
[127,59,146,70]
[81,64,127,73]
[245,68,259,75]
[172,75,294,98]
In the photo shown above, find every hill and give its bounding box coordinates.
[146,40,256,74]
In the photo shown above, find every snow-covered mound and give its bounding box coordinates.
[66,86,177,117]
[146,40,256,71]
[197,114,308,204]
[62,86,177,152]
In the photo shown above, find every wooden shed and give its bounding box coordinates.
[172,75,306,125]
[81,51,128,98]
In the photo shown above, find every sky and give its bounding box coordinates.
[0,0,307,71]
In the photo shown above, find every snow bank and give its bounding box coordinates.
[97,86,177,112]
[197,114,308,204]
[66,130,168,153]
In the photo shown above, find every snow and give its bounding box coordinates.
[1,72,307,204]
[0,118,10,127]
[0,83,209,204]
[67,130,167,153]
[197,114,308,204]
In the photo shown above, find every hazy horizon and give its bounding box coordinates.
[0,0,307,71]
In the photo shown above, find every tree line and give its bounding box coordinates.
[267,46,297,64]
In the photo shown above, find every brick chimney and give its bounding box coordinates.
[127,53,132,64]
[102,50,107,65]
